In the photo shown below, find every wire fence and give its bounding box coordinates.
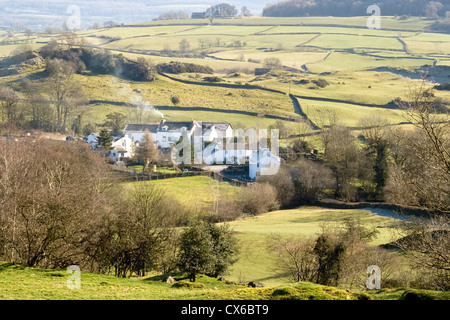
[111,169,250,187]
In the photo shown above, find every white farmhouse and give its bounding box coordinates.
[156,120,198,149]
[124,121,201,149]
[200,122,233,142]
[249,148,281,180]
[109,135,135,163]
[123,124,159,144]
[200,140,253,165]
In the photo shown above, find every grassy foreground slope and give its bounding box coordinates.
[0,262,358,300]
[1,262,448,300]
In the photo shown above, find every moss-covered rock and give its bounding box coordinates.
[171,281,205,289]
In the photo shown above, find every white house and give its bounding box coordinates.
[200,140,253,166]
[200,122,233,142]
[155,120,198,149]
[124,121,234,150]
[109,135,135,163]
[123,124,159,144]
[124,121,201,149]
[249,148,281,180]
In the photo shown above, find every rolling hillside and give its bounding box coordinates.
[1,16,449,134]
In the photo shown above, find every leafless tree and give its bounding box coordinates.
[99,184,180,277]
[179,39,191,53]
[45,58,87,132]
[0,87,21,122]
[321,125,362,201]
[135,129,160,171]
[267,234,318,282]
[390,82,450,212]
[263,57,282,71]
[239,182,279,215]
[259,166,296,208]
[292,159,335,204]
[0,139,111,268]
[393,215,450,290]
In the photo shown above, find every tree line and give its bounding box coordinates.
[263,0,450,19]
[0,139,239,281]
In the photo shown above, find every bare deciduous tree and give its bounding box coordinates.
[135,129,160,171]
[267,234,318,282]
[390,82,450,212]
[45,58,87,132]
[0,87,21,122]
[0,139,111,269]
[394,215,450,290]
[239,182,279,215]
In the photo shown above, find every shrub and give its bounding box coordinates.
[171,281,205,289]
[203,76,223,82]
[156,61,213,74]
[177,222,239,282]
[81,48,116,74]
[116,56,158,81]
[313,79,330,88]
[240,182,279,215]
[258,167,296,208]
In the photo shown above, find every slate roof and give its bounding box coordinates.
[124,124,159,133]
[158,121,195,132]
[201,122,232,135]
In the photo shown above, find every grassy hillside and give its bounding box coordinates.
[0,262,367,300]
[1,16,449,134]
[121,176,240,210]
[224,206,400,286]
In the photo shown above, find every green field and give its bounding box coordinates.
[135,16,434,31]
[1,203,448,300]
[121,176,240,210]
[0,204,447,300]
[225,206,401,286]
[121,178,406,288]
[1,16,449,132]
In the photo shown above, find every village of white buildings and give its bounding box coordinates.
[86,119,281,180]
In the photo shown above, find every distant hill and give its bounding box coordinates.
[263,0,450,18]
[0,0,267,31]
